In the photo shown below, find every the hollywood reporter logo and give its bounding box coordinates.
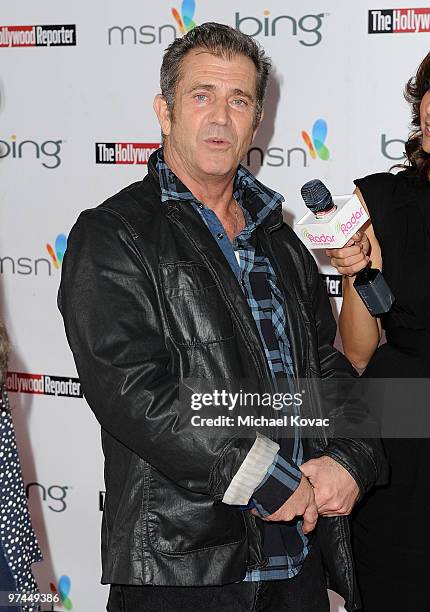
[6,372,82,398]
[0,24,76,47]
[95,142,160,165]
[368,8,430,34]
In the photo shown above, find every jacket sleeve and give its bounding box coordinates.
[300,243,388,496]
[58,208,279,499]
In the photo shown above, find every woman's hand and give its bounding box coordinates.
[325,231,370,276]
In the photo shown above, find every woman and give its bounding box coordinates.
[326,51,430,611]
[0,322,42,612]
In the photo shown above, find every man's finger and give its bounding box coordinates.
[270,509,296,523]
[299,460,316,476]
[319,510,350,517]
[302,504,318,534]
[317,503,340,514]
[319,500,353,514]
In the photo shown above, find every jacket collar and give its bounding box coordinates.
[147,148,285,233]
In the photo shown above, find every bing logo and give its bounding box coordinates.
[46,234,67,270]
[171,0,196,35]
[50,575,72,610]
[301,119,330,161]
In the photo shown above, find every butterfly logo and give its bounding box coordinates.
[50,575,73,610]
[301,119,330,161]
[172,0,196,35]
[46,234,67,270]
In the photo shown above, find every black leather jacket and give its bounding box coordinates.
[58,159,386,611]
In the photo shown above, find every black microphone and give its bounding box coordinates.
[301,179,337,218]
[301,179,395,316]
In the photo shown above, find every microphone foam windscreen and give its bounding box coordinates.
[301,179,332,213]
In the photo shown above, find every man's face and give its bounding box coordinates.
[155,49,260,182]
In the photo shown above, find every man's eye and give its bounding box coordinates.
[195,94,207,102]
[232,99,247,107]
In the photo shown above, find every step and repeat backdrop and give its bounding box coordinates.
[1,0,429,610]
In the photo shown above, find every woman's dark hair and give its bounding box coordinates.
[0,321,9,386]
[402,50,430,180]
[160,22,271,128]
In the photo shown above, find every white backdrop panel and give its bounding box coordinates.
[1,1,429,610]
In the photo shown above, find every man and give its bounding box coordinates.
[59,23,386,612]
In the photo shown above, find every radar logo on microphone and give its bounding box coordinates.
[302,229,335,244]
[301,119,330,161]
[335,207,365,238]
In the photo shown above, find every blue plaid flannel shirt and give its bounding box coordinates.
[156,149,312,580]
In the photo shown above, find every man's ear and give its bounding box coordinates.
[251,108,264,143]
[153,94,172,136]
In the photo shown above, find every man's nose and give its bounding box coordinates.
[210,98,230,125]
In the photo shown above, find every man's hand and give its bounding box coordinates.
[300,456,360,516]
[325,231,370,276]
[251,476,318,534]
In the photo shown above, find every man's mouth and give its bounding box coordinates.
[204,138,230,146]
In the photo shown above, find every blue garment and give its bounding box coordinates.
[0,539,18,612]
[0,387,42,611]
[157,149,311,580]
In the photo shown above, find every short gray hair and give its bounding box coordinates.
[160,22,271,127]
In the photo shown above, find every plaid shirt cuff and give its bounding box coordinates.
[222,433,280,506]
[251,453,302,517]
